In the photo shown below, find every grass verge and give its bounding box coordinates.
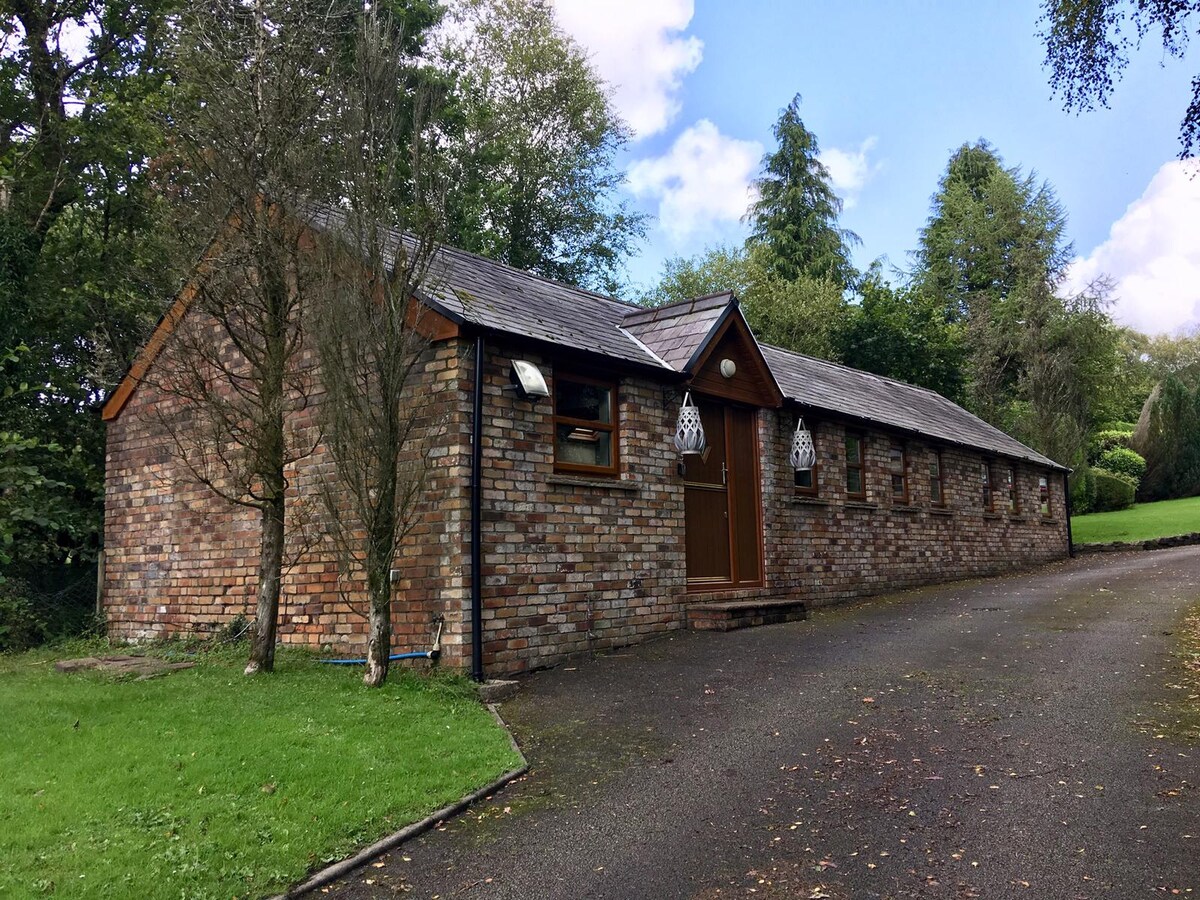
[0,640,520,899]
[1070,495,1200,545]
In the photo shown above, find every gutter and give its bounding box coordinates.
[470,333,485,683]
[1064,470,1075,558]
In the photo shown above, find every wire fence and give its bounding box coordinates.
[0,564,101,652]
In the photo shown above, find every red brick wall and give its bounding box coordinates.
[105,330,1069,676]
[103,325,467,661]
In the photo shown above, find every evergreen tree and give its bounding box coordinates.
[745,94,859,287]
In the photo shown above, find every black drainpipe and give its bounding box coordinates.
[470,334,485,683]
[1063,469,1075,558]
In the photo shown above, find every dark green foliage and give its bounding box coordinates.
[746,94,859,287]
[1041,0,1200,157]
[913,139,1123,468]
[0,581,44,653]
[0,0,177,578]
[836,268,967,402]
[1089,428,1134,461]
[1136,375,1200,501]
[435,0,645,293]
[641,245,849,359]
[1070,464,1097,515]
[1096,446,1146,483]
[1092,469,1137,512]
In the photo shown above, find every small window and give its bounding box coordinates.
[794,423,819,495]
[553,373,618,475]
[981,462,993,511]
[930,452,945,507]
[1006,466,1018,513]
[888,443,908,504]
[1039,475,1050,517]
[845,432,865,499]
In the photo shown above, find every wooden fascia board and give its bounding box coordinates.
[686,305,785,408]
[100,220,236,422]
[102,213,459,423]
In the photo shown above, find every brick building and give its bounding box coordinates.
[102,214,1071,676]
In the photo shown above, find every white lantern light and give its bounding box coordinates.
[790,416,816,471]
[673,391,706,455]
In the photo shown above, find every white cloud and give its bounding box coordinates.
[819,136,880,210]
[552,0,703,139]
[626,120,762,245]
[1064,160,1200,336]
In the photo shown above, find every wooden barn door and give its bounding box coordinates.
[683,399,763,589]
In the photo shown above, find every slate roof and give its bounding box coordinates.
[306,205,672,372]
[302,205,1065,471]
[621,293,733,371]
[762,346,1064,469]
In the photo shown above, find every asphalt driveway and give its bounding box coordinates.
[323,547,1200,899]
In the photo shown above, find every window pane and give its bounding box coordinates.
[931,478,942,504]
[795,469,814,489]
[889,445,903,468]
[556,424,612,467]
[929,454,940,478]
[892,473,905,498]
[556,380,611,423]
[847,467,863,495]
[845,434,861,462]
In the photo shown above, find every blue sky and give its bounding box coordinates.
[553,0,1200,335]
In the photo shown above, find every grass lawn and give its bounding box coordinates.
[1071,494,1200,545]
[0,641,521,899]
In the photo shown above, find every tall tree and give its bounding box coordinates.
[153,0,348,674]
[745,94,859,288]
[0,0,176,578]
[1041,0,1200,157]
[432,0,644,293]
[914,140,1118,465]
[836,266,967,402]
[312,8,443,687]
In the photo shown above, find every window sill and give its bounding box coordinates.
[547,474,640,493]
[1040,516,1059,525]
[890,504,921,514]
[844,500,878,510]
[928,507,953,517]
[789,496,829,506]
[982,512,1003,520]
[1008,514,1028,523]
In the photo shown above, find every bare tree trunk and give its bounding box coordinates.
[247,492,284,673]
[363,550,392,687]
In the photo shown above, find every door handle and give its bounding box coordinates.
[721,461,727,486]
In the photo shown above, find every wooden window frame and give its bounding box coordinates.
[793,421,819,496]
[981,461,994,512]
[888,442,909,505]
[845,431,866,500]
[930,451,946,507]
[1006,465,1019,514]
[552,371,619,477]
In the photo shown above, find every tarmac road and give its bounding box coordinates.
[321,547,1200,899]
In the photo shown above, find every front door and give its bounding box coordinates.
[683,398,763,589]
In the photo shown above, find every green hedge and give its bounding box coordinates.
[1092,469,1137,512]
[1096,447,1147,484]
[1070,465,1097,514]
[1088,429,1134,464]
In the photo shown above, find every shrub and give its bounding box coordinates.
[1096,447,1147,484]
[0,580,46,653]
[1070,465,1096,514]
[1088,429,1134,464]
[1092,469,1137,512]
